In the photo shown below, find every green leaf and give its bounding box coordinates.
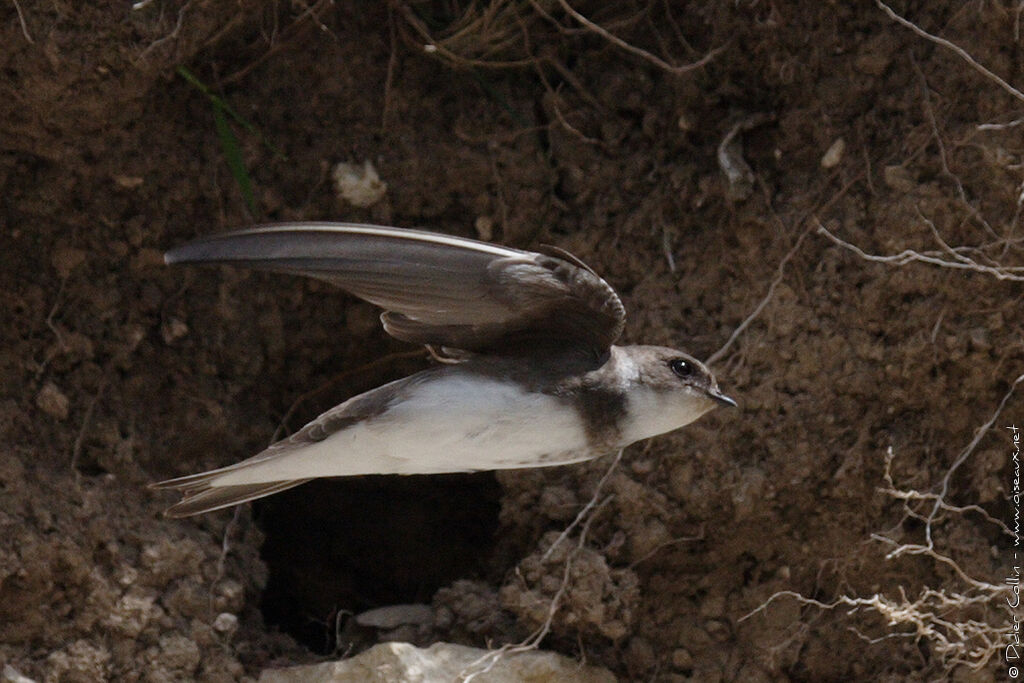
[213,102,256,214]
[177,65,286,158]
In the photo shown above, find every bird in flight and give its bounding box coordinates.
[154,223,735,517]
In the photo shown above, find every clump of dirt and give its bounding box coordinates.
[2,1,1019,680]
[500,530,642,641]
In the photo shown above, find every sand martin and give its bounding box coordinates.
[154,223,735,517]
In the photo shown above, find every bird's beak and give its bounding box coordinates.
[707,388,737,408]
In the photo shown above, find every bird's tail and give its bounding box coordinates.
[150,471,312,518]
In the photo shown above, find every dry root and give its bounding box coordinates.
[743,376,1023,672]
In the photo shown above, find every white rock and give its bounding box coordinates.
[3,665,37,683]
[332,160,387,208]
[355,604,434,629]
[258,642,616,683]
[36,382,70,420]
[820,137,845,168]
[213,612,239,633]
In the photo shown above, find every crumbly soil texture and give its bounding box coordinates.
[2,2,1020,681]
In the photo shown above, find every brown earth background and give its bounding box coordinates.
[1,1,1020,681]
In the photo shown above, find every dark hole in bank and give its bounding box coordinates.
[244,327,507,654]
[255,472,502,653]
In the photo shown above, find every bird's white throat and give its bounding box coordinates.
[619,385,713,446]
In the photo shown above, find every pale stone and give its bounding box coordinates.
[355,604,434,629]
[2,665,37,683]
[332,160,387,208]
[820,138,845,168]
[36,382,70,420]
[258,642,616,683]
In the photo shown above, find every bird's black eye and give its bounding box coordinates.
[669,359,694,379]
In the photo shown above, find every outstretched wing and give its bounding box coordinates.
[166,223,625,354]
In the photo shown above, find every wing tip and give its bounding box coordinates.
[163,237,231,266]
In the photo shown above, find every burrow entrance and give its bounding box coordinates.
[255,473,502,653]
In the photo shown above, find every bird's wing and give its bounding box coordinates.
[166,223,625,354]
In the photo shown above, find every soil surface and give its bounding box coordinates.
[2,1,1019,681]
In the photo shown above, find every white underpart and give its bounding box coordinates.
[212,376,590,486]
[619,385,713,446]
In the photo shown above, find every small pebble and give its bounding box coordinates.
[113,175,144,189]
[355,604,434,629]
[333,160,387,208]
[883,165,916,192]
[820,137,845,169]
[212,613,238,634]
[36,382,70,420]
